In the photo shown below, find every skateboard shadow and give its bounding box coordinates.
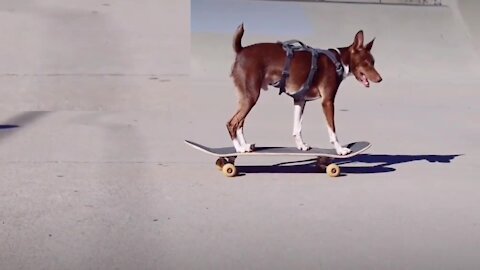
[236,153,462,176]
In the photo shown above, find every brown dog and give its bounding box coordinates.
[227,24,382,155]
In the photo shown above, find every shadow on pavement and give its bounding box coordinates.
[0,112,49,142]
[236,153,462,176]
[0,125,19,130]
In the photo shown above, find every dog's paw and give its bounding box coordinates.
[233,141,245,153]
[294,136,311,151]
[244,143,255,152]
[336,147,352,156]
[235,143,255,153]
[234,147,246,153]
[296,143,311,151]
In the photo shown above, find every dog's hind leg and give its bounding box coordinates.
[226,98,257,152]
[226,80,261,153]
[236,119,253,151]
[292,100,311,151]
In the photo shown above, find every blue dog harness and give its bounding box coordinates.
[274,40,344,101]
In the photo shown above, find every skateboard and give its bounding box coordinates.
[184,140,371,177]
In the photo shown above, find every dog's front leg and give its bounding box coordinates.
[322,99,351,155]
[293,100,311,151]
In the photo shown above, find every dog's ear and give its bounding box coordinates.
[353,30,364,49]
[365,38,375,51]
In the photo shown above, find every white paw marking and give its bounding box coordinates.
[233,138,255,153]
[335,146,351,156]
[295,140,311,151]
[298,144,311,151]
[292,101,310,151]
[327,126,351,155]
[243,143,255,152]
[236,128,247,146]
[234,128,255,152]
[232,138,244,153]
[294,135,311,151]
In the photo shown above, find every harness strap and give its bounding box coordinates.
[289,49,319,101]
[277,40,306,94]
[276,40,344,102]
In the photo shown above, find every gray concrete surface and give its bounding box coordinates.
[0,0,189,110]
[0,1,191,270]
[1,0,479,269]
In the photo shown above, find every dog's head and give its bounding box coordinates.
[348,30,382,87]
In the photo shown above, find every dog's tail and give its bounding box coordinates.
[233,23,244,54]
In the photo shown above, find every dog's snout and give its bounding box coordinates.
[371,72,382,83]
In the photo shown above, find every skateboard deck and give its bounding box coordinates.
[185,140,371,177]
[185,140,370,158]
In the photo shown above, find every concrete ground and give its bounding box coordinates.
[1,0,479,269]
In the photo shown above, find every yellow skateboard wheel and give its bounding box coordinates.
[326,164,340,177]
[222,163,237,177]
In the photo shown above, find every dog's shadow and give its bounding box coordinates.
[236,153,462,176]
